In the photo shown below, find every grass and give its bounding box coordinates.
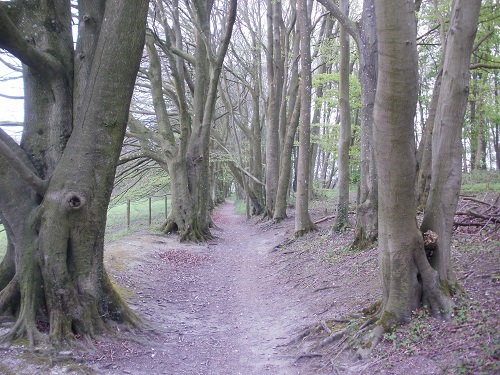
[461,170,500,193]
[105,196,170,242]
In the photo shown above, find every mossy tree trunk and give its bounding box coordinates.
[0,0,148,347]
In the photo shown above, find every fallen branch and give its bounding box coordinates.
[456,210,500,223]
[314,215,336,224]
[462,196,498,207]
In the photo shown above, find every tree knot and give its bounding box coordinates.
[64,191,86,210]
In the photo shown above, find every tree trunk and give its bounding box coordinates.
[264,0,284,218]
[420,0,481,288]
[0,0,148,347]
[416,66,443,209]
[273,9,301,223]
[364,2,455,357]
[295,0,316,237]
[332,0,351,232]
[132,0,237,241]
[494,73,500,170]
[473,74,486,170]
[351,0,378,249]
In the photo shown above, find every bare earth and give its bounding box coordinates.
[1,198,498,374]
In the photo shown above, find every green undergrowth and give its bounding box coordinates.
[461,170,500,193]
[228,194,247,215]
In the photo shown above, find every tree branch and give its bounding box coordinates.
[0,6,69,82]
[470,63,500,70]
[315,0,360,46]
[0,131,47,196]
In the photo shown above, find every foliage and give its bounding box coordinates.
[234,199,247,216]
[461,170,500,193]
[382,308,433,354]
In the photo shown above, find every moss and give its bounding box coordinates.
[378,310,399,332]
[362,300,382,316]
[361,340,373,349]
[440,279,453,297]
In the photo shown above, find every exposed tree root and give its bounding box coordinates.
[158,217,213,243]
[285,302,384,366]
[0,276,19,315]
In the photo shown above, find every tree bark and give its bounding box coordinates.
[316,0,379,247]
[295,0,316,237]
[0,0,149,347]
[264,0,283,218]
[421,0,481,287]
[363,2,455,358]
[350,0,378,248]
[332,0,351,232]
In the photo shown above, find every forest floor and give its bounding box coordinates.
[0,195,499,374]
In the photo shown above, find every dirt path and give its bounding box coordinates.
[95,201,310,374]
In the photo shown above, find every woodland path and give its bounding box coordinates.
[95,201,313,374]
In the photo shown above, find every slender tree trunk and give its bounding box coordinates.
[332,0,351,232]
[351,0,378,249]
[264,0,282,218]
[273,10,301,222]
[421,0,481,287]
[416,66,443,209]
[474,74,486,170]
[295,0,316,237]
[494,73,500,170]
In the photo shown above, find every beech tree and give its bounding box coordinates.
[360,0,452,356]
[420,0,481,288]
[127,0,237,241]
[294,0,316,236]
[0,0,148,346]
[331,0,351,232]
[316,0,379,248]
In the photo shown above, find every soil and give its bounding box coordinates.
[0,197,498,374]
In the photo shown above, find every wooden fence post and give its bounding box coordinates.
[165,195,168,218]
[127,200,131,228]
[148,197,152,225]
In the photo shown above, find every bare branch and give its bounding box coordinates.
[314,0,360,46]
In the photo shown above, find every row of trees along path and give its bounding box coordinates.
[93,201,311,374]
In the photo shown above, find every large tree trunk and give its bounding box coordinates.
[332,0,351,232]
[0,0,148,347]
[420,0,481,287]
[362,1,455,357]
